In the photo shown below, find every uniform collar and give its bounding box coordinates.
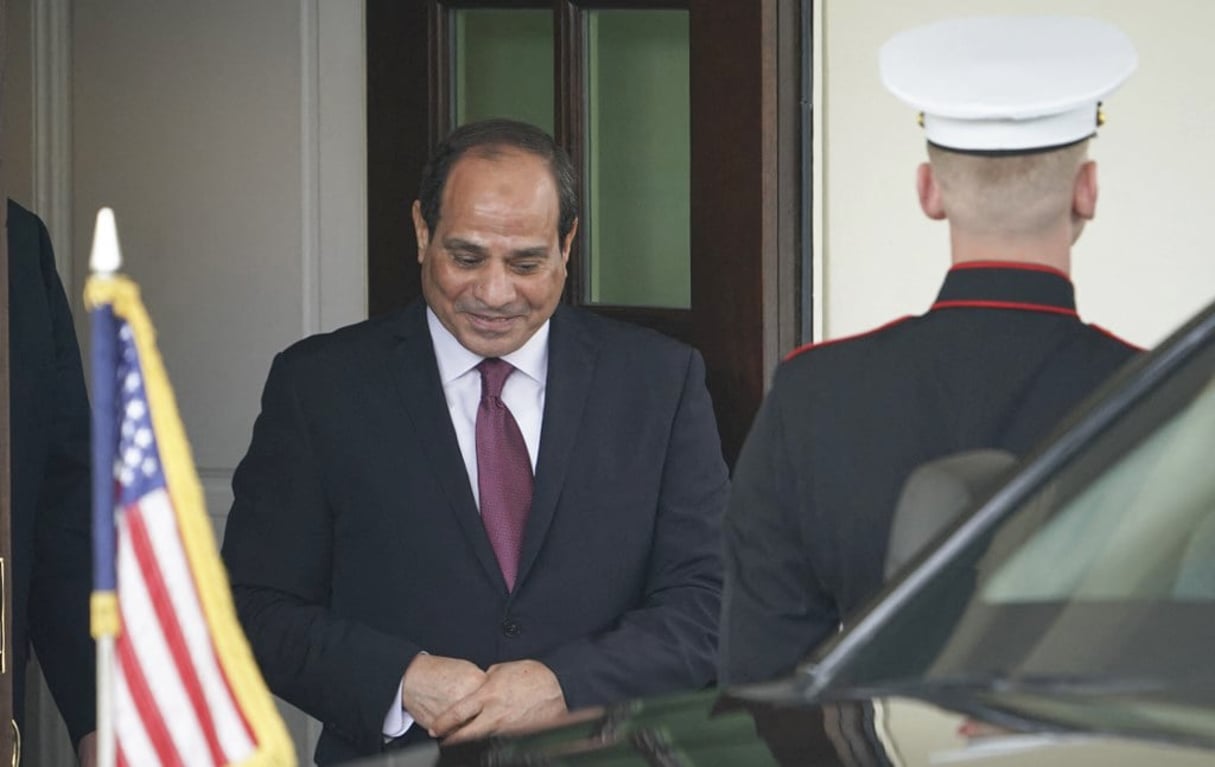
[932,260,1077,317]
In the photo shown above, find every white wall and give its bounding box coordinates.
[11,1,368,763]
[819,0,1215,348]
[70,0,368,532]
[3,0,33,205]
[71,1,307,523]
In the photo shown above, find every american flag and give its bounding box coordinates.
[112,321,258,766]
[88,271,294,767]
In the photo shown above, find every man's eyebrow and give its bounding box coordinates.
[442,237,487,255]
[508,246,550,260]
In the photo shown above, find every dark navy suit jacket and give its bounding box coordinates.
[8,200,95,745]
[222,300,728,764]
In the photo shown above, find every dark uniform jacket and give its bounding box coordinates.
[720,261,1140,685]
[222,301,728,765]
[8,200,95,745]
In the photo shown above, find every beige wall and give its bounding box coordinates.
[818,1,1215,348]
[71,2,367,760]
[67,0,368,531]
[3,0,34,206]
[9,1,368,762]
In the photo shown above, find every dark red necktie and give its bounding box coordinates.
[475,358,533,591]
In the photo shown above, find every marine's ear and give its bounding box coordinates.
[917,163,946,221]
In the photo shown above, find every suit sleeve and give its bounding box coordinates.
[27,216,97,746]
[540,348,728,709]
[221,352,417,755]
[718,365,839,685]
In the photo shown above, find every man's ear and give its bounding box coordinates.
[1072,160,1098,221]
[917,163,946,220]
[411,200,430,263]
[560,218,579,267]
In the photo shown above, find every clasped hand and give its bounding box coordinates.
[401,654,567,744]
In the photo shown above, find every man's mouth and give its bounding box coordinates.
[466,312,520,332]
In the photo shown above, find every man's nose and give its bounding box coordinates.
[474,261,516,308]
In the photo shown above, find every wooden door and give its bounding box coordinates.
[0,0,17,761]
[366,0,809,465]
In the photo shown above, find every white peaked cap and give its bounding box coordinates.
[880,16,1138,153]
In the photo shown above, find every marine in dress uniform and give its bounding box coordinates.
[720,16,1143,685]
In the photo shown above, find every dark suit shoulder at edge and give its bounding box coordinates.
[7,199,48,262]
[276,304,421,362]
[555,304,696,358]
[7,197,37,229]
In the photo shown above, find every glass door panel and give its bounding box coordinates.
[454,9,554,132]
[584,9,690,308]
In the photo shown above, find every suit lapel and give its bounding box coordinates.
[385,303,508,592]
[515,307,598,591]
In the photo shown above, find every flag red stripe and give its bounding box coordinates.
[134,491,259,755]
[210,626,259,750]
[117,741,129,767]
[126,506,227,765]
[117,633,183,767]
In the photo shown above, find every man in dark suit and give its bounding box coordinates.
[7,199,96,763]
[222,119,728,764]
[719,16,1143,685]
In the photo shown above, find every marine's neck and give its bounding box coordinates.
[948,227,1073,276]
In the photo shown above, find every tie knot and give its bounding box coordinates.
[477,358,515,399]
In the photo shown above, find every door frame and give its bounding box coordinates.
[365,0,810,464]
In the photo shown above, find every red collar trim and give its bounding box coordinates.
[931,299,1079,317]
[785,315,916,362]
[949,260,1070,280]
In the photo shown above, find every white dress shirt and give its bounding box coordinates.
[426,308,548,496]
[382,308,550,738]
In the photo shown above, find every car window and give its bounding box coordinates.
[824,336,1215,699]
[983,378,1215,603]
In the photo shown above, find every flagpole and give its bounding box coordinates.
[89,209,122,767]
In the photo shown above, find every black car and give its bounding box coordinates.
[363,298,1215,767]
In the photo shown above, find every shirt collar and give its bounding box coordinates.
[932,260,1078,316]
[426,307,550,386]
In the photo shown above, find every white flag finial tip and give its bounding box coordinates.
[89,207,123,274]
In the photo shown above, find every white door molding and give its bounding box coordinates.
[32,0,71,287]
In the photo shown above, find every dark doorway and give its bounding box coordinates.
[366,0,810,465]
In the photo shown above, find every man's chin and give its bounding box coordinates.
[456,327,527,358]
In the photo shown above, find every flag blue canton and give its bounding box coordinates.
[115,321,166,506]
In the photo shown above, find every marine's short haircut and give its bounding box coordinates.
[927,139,1090,238]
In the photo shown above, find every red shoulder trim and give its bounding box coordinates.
[931,299,1078,317]
[784,315,916,362]
[949,260,1070,280]
[1090,323,1145,352]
